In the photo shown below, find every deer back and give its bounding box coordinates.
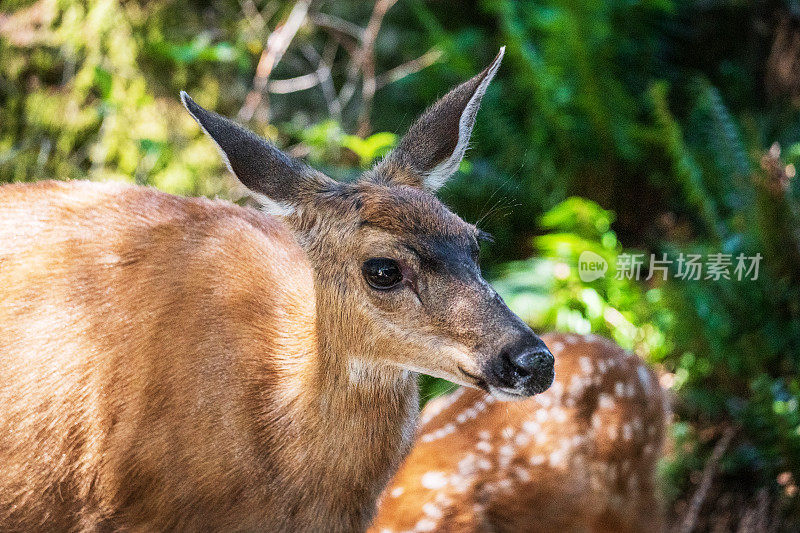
[0,180,321,530]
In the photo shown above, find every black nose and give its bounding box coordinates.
[510,346,555,394]
[491,337,555,395]
[513,348,555,378]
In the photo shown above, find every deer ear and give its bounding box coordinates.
[373,47,504,191]
[181,92,332,215]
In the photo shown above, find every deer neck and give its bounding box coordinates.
[272,289,418,527]
[307,299,418,451]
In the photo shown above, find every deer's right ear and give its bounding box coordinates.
[371,47,504,192]
[181,92,332,215]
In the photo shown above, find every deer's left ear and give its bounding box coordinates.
[372,47,504,191]
[181,92,335,216]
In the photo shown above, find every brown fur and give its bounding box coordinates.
[370,334,669,533]
[0,180,417,531]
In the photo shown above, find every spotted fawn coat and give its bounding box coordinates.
[371,333,669,533]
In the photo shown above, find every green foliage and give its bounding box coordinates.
[653,81,800,519]
[493,197,670,360]
[341,131,396,168]
[284,119,396,169]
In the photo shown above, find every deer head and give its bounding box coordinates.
[181,48,554,399]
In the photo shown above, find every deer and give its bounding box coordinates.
[370,333,669,533]
[0,48,559,532]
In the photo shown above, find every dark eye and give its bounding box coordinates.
[362,258,403,290]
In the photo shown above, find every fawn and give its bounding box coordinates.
[370,333,669,533]
[0,49,556,531]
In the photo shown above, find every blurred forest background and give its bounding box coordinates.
[2,0,800,530]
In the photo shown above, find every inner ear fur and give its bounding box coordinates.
[371,47,504,191]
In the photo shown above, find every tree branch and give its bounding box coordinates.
[309,12,363,44]
[268,72,320,94]
[356,0,397,136]
[675,426,736,533]
[238,0,312,122]
[375,47,443,90]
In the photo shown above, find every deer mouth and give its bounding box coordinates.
[486,385,528,401]
[458,365,489,392]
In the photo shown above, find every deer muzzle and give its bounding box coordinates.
[482,333,555,399]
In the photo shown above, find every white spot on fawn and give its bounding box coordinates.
[523,420,539,434]
[390,486,405,498]
[420,471,447,490]
[435,493,453,506]
[450,474,471,493]
[599,393,615,409]
[569,375,590,396]
[458,454,477,475]
[476,441,492,453]
[419,387,465,425]
[549,449,566,468]
[413,518,437,532]
[637,366,652,394]
[514,466,531,483]
[422,503,443,519]
[536,394,553,407]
